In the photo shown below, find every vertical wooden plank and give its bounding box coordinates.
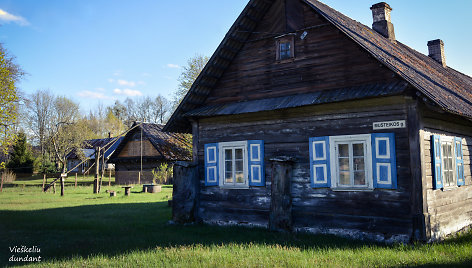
[269,157,294,232]
[408,100,426,241]
[191,119,199,165]
[75,173,78,188]
[42,174,46,190]
[109,169,111,187]
[0,172,4,192]
[94,147,100,194]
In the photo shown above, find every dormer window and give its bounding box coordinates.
[276,35,295,61]
[279,42,291,60]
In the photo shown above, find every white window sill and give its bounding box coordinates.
[219,186,250,190]
[331,187,374,192]
[441,186,458,191]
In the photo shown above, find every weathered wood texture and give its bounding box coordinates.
[203,0,400,106]
[269,159,294,231]
[420,104,472,240]
[173,163,199,224]
[197,96,414,237]
[115,171,153,185]
[118,140,159,158]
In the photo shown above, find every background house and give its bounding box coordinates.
[165,0,472,242]
[66,137,123,173]
[108,122,192,185]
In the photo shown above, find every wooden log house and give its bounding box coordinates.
[108,123,192,185]
[164,0,472,242]
[66,137,124,173]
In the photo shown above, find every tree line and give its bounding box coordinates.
[1,51,208,175]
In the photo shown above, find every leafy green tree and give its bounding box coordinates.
[6,132,34,174]
[0,44,24,169]
[173,55,209,108]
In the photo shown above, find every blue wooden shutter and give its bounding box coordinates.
[309,137,330,188]
[248,140,265,186]
[371,133,397,189]
[204,143,218,186]
[455,137,465,186]
[431,135,443,189]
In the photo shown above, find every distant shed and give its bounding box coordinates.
[66,137,124,173]
[108,122,192,185]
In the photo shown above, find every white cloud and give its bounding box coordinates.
[117,79,136,87]
[167,63,180,69]
[0,9,29,26]
[141,72,151,77]
[96,87,105,92]
[113,88,142,97]
[107,78,114,83]
[78,90,113,100]
[137,81,146,86]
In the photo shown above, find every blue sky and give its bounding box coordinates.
[1,0,471,114]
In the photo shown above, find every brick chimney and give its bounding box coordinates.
[370,2,395,41]
[428,39,446,67]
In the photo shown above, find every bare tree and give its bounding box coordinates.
[26,89,54,157]
[152,95,171,124]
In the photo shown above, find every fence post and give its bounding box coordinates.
[0,172,4,192]
[269,156,295,232]
[108,169,111,186]
[42,174,46,190]
[75,173,78,188]
[172,161,199,224]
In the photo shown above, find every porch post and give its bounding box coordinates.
[269,156,295,232]
[172,161,199,224]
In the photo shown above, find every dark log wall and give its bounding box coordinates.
[115,161,164,185]
[204,0,398,105]
[197,96,414,239]
[420,105,472,240]
[118,140,159,158]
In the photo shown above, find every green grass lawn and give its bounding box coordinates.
[1,184,471,267]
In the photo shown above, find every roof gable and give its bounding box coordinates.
[165,0,472,133]
[109,123,192,161]
[304,0,472,118]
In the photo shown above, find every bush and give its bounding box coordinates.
[34,156,57,174]
[6,132,34,174]
[152,163,173,185]
[1,169,16,182]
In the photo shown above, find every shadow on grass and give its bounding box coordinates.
[1,202,471,266]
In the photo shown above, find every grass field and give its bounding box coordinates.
[1,183,472,267]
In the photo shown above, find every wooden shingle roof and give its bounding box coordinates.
[164,0,472,133]
[108,123,192,162]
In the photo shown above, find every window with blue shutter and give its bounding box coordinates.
[204,143,218,186]
[371,133,397,189]
[248,140,265,186]
[309,136,330,188]
[432,135,443,189]
[455,137,465,186]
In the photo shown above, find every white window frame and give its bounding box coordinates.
[329,134,373,191]
[218,141,249,189]
[440,136,456,189]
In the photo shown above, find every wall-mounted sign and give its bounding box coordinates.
[373,120,406,130]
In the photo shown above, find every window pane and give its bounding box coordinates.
[225,161,232,173]
[339,172,350,185]
[338,158,349,171]
[354,157,365,171]
[338,144,349,157]
[225,172,233,183]
[235,172,244,183]
[354,171,366,186]
[225,149,232,160]
[353,143,364,157]
[235,160,243,172]
[235,149,243,160]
